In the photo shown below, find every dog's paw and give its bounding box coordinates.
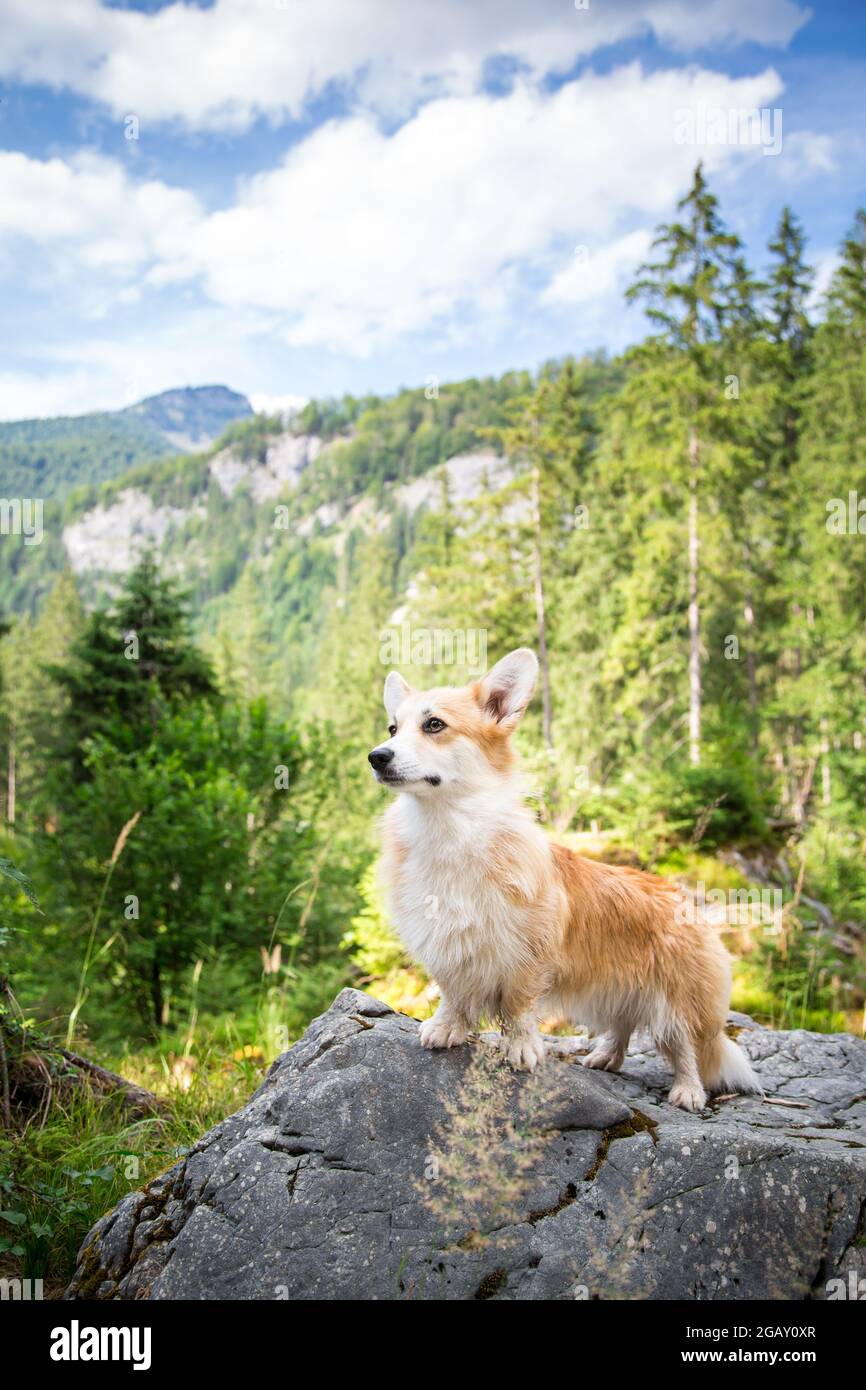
[583,1044,624,1072]
[668,1082,707,1112]
[502,1031,546,1072]
[419,1016,469,1050]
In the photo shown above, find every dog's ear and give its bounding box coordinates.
[478,649,538,730]
[384,671,413,721]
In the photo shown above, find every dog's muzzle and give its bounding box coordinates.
[368,746,395,773]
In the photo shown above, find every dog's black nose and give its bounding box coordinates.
[368,746,395,771]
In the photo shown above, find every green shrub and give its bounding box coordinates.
[659,763,767,848]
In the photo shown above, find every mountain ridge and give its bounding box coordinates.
[0,366,546,697]
[120,384,253,454]
[0,384,253,502]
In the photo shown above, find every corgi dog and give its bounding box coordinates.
[368,648,761,1112]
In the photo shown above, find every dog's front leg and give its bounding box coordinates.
[499,985,546,1072]
[419,993,474,1051]
[500,1014,546,1071]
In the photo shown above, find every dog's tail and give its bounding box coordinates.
[699,1031,763,1096]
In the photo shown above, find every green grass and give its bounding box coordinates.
[0,1032,266,1293]
[731,949,853,1035]
[655,845,863,1035]
[0,954,353,1293]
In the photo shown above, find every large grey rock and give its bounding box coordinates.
[65,990,866,1301]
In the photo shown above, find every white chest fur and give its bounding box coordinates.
[384,791,543,1006]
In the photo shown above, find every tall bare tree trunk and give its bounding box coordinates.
[6,720,15,826]
[741,541,758,734]
[787,602,804,793]
[773,751,789,806]
[151,956,165,1031]
[688,428,701,766]
[530,465,554,749]
[792,753,817,825]
[743,593,759,759]
[743,593,758,712]
[820,718,831,807]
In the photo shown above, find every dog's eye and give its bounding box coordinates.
[388,724,397,737]
[423,717,446,733]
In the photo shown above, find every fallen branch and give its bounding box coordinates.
[1,977,165,1125]
[53,1046,166,1118]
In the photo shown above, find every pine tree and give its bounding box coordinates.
[710,250,773,748]
[308,528,398,751]
[766,206,814,470]
[758,207,816,805]
[786,210,866,819]
[207,566,281,708]
[48,554,217,781]
[480,360,596,750]
[625,163,741,765]
[495,394,556,747]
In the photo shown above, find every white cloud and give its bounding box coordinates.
[542,231,654,308]
[249,392,308,418]
[0,0,811,131]
[0,367,103,421]
[165,64,790,353]
[0,304,276,420]
[778,130,836,176]
[0,150,200,276]
[3,20,847,420]
[2,61,828,373]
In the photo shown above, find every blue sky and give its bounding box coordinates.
[0,0,864,419]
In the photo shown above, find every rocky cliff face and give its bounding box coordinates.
[59,435,324,579]
[58,445,509,582]
[65,990,866,1301]
[63,489,206,575]
[209,432,322,502]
